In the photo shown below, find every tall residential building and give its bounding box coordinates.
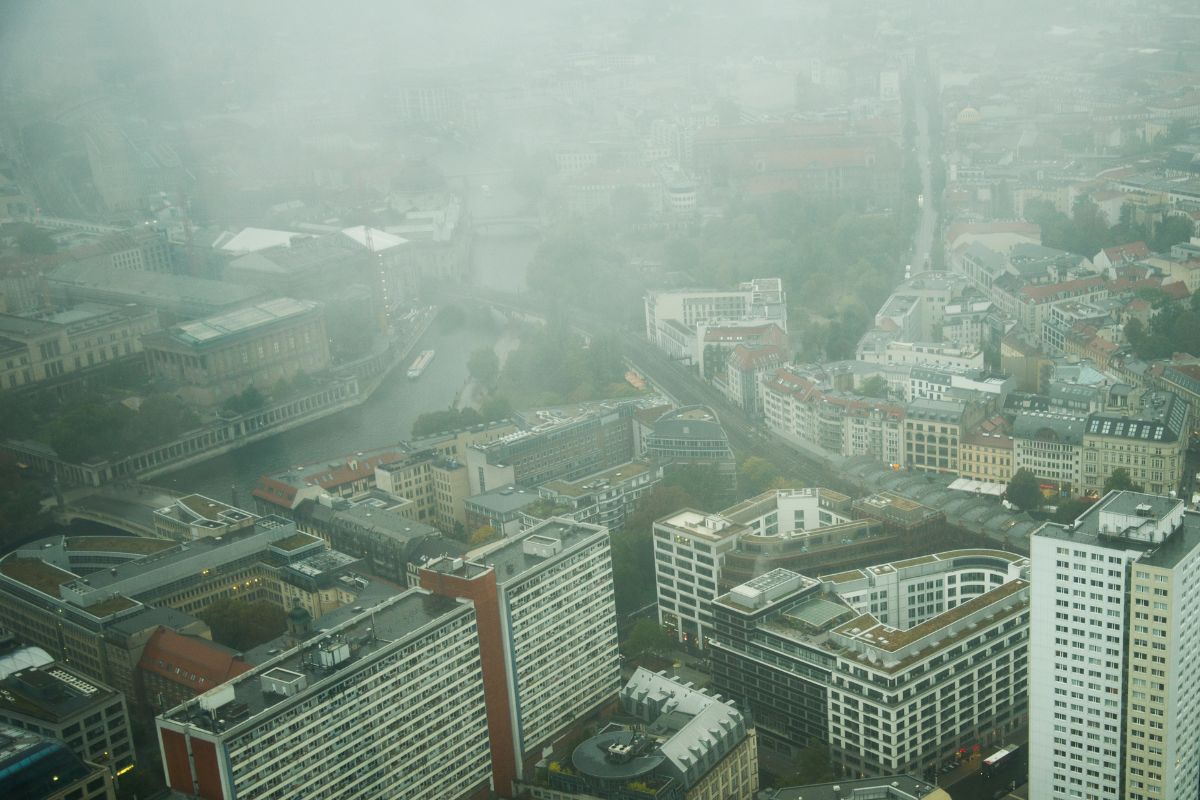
[419,518,622,793]
[156,590,494,800]
[1030,492,1200,800]
[711,551,1029,777]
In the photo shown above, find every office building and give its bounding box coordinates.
[654,489,856,648]
[643,406,737,495]
[152,494,258,542]
[762,365,906,466]
[141,297,330,406]
[1029,492,1200,800]
[155,516,621,800]
[902,398,986,476]
[531,667,758,800]
[419,518,622,791]
[535,459,662,532]
[156,590,494,800]
[1012,411,1087,495]
[467,402,638,494]
[0,521,366,707]
[293,490,467,584]
[0,723,115,800]
[0,662,133,777]
[711,551,1029,777]
[761,775,947,800]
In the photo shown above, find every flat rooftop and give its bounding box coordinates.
[162,589,459,733]
[655,509,745,541]
[0,557,77,598]
[539,460,653,498]
[770,774,938,800]
[0,664,116,722]
[63,536,177,555]
[162,297,318,348]
[1040,491,1197,568]
[465,519,607,585]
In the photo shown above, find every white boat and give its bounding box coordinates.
[407,350,435,379]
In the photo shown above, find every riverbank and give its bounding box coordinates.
[3,310,437,488]
[454,328,520,411]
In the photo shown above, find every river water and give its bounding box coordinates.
[163,232,538,503]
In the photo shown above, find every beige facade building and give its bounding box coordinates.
[1080,391,1189,497]
[959,427,1015,484]
[141,297,330,406]
[0,303,159,390]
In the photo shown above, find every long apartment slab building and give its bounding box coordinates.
[156,517,621,800]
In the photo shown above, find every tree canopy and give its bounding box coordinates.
[611,485,698,617]
[1103,468,1143,495]
[1006,468,1042,512]
[199,598,287,652]
[621,619,675,665]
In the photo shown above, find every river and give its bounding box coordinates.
[158,149,541,502]
[162,237,538,504]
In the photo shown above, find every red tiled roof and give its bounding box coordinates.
[251,476,299,509]
[730,344,783,372]
[139,628,251,694]
[1101,241,1149,262]
[1162,281,1191,300]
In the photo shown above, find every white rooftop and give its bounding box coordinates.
[216,227,307,254]
[340,226,408,252]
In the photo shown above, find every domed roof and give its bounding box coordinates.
[957,106,982,124]
[288,605,312,622]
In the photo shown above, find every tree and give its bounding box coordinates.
[200,598,286,651]
[738,457,780,499]
[774,738,835,787]
[467,347,500,389]
[223,386,266,415]
[622,619,675,665]
[859,375,889,399]
[15,224,56,255]
[1103,468,1143,495]
[1006,469,1042,512]
[1151,215,1194,253]
[662,465,730,512]
[611,485,698,617]
[479,393,513,422]
[1052,497,1095,524]
[469,525,496,546]
[126,395,200,450]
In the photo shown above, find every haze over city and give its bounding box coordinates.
[1,2,1200,800]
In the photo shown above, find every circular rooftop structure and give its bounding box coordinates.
[571,730,663,781]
